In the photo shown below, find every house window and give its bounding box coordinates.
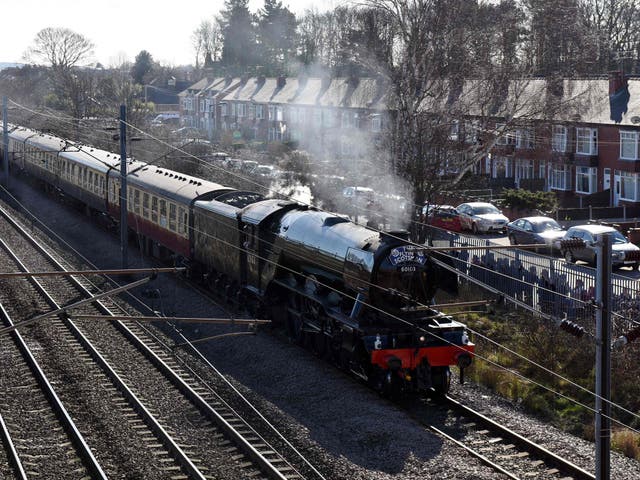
[275,106,283,121]
[313,109,322,126]
[255,104,264,119]
[495,123,514,145]
[230,103,236,116]
[618,171,640,201]
[371,114,382,132]
[550,165,571,190]
[341,111,353,129]
[552,125,567,152]
[237,103,246,117]
[492,156,513,178]
[516,129,534,149]
[515,159,533,181]
[576,127,598,155]
[620,131,639,160]
[449,120,459,141]
[184,98,193,111]
[465,121,479,144]
[323,109,334,128]
[199,99,205,112]
[575,166,597,194]
[220,103,228,116]
[289,107,299,124]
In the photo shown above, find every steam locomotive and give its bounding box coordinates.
[1,124,474,396]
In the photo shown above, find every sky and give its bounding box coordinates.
[1,0,340,67]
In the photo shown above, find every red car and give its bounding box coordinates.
[423,205,462,232]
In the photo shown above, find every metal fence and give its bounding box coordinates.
[425,226,639,337]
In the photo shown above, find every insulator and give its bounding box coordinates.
[560,238,586,250]
[560,319,585,337]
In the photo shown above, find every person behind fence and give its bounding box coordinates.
[538,269,557,315]
[524,265,537,307]
[567,278,586,321]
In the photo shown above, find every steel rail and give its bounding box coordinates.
[0,204,304,480]
[445,395,595,480]
[0,253,108,480]
[0,208,207,480]
[0,412,28,480]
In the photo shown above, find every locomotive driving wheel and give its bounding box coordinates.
[430,367,451,398]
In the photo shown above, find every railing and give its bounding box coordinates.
[425,226,639,334]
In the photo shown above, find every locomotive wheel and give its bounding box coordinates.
[430,367,451,398]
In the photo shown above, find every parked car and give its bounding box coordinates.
[251,164,279,178]
[561,224,640,269]
[422,205,462,232]
[240,160,259,173]
[506,216,566,252]
[171,126,201,137]
[456,202,509,234]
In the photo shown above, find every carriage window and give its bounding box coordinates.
[133,190,140,214]
[100,177,104,195]
[178,207,187,236]
[142,193,149,218]
[159,199,167,228]
[93,173,99,191]
[169,203,177,231]
[83,168,87,188]
[128,188,134,211]
[88,172,94,191]
[151,196,158,223]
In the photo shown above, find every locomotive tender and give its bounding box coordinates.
[1,125,474,396]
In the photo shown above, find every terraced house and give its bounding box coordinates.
[179,73,640,208]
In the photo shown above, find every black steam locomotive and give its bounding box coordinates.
[1,125,474,396]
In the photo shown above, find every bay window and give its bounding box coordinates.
[550,165,571,190]
[618,171,640,201]
[575,166,597,194]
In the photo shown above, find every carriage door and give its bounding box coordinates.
[241,223,261,290]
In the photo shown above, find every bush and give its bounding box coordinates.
[612,430,640,460]
[501,189,558,213]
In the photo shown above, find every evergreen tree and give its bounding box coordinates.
[130,50,154,85]
[219,0,257,74]
[257,0,298,75]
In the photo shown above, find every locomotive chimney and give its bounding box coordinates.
[379,230,410,245]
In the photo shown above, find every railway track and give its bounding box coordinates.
[401,394,595,480]
[0,204,321,480]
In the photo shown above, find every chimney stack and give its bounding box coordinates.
[609,70,627,94]
[277,76,286,89]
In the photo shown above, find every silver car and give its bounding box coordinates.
[456,202,509,234]
[561,225,640,269]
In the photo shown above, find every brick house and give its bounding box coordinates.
[179,73,640,207]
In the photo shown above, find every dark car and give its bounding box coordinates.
[507,216,566,252]
[422,205,462,232]
[561,224,640,269]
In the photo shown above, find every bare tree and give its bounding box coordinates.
[24,27,95,119]
[192,19,223,68]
